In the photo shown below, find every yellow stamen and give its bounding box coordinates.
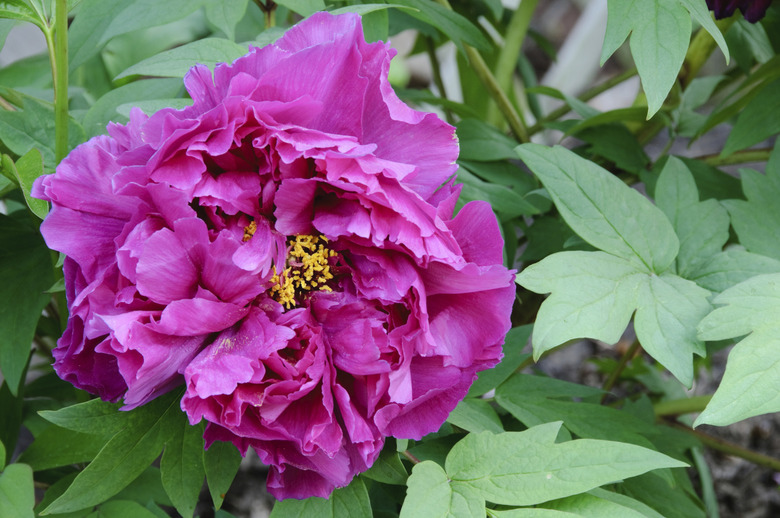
[269,235,337,309]
[243,220,257,242]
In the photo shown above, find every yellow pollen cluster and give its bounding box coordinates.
[243,220,257,242]
[269,235,337,309]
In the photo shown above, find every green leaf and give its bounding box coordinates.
[722,77,780,156]
[489,510,579,518]
[601,0,691,118]
[654,157,729,277]
[330,3,414,16]
[42,392,181,514]
[0,382,23,459]
[0,438,5,468]
[726,18,773,68]
[0,463,34,518]
[517,251,645,359]
[516,144,678,272]
[361,448,408,486]
[6,149,48,218]
[689,248,780,293]
[160,418,205,518]
[269,477,371,518]
[495,394,656,449]
[457,165,542,219]
[399,461,484,518]
[203,439,242,510]
[497,373,604,402]
[0,213,53,395]
[274,0,324,16]
[86,500,161,518]
[0,96,85,167]
[722,143,780,260]
[82,78,183,138]
[457,118,519,161]
[204,0,248,40]
[695,273,780,426]
[389,0,491,54]
[39,398,125,435]
[622,473,705,518]
[116,99,194,117]
[676,0,729,63]
[447,398,503,434]
[113,467,172,507]
[542,488,666,518]
[116,38,248,79]
[468,325,532,396]
[577,124,649,175]
[634,274,710,386]
[17,425,108,471]
[0,0,44,29]
[68,0,204,70]
[444,423,686,506]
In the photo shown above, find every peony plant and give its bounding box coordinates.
[32,12,515,499]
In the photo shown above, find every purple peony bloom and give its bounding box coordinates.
[33,12,515,499]
[706,0,773,22]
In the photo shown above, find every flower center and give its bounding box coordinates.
[243,220,258,242]
[269,235,337,309]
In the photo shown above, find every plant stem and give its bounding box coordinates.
[601,339,640,402]
[53,0,69,164]
[696,147,773,167]
[487,0,538,127]
[665,420,780,472]
[654,395,712,417]
[401,450,421,464]
[0,95,15,111]
[424,36,454,124]
[253,0,276,29]
[528,68,638,134]
[465,45,529,142]
[432,0,529,142]
[680,18,735,89]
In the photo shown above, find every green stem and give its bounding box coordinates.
[654,395,712,417]
[0,95,15,111]
[680,18,735,89]
[465,45,529,142]
[529,68,638,134]
[424,36,454,124]
[665,420,780,472]
[487,0,538,127]
[601,339,640,402]
[401,450,421,464]
[53,0,69,164]
[433,0,528,142]
[697,147,773,167]
[253,0,276,29]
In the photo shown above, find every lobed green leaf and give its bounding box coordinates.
[696,273,780,426]
[399,461,484,518]
[516,144,678,273]
[601,0,691,118]
[445,423,686,506]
